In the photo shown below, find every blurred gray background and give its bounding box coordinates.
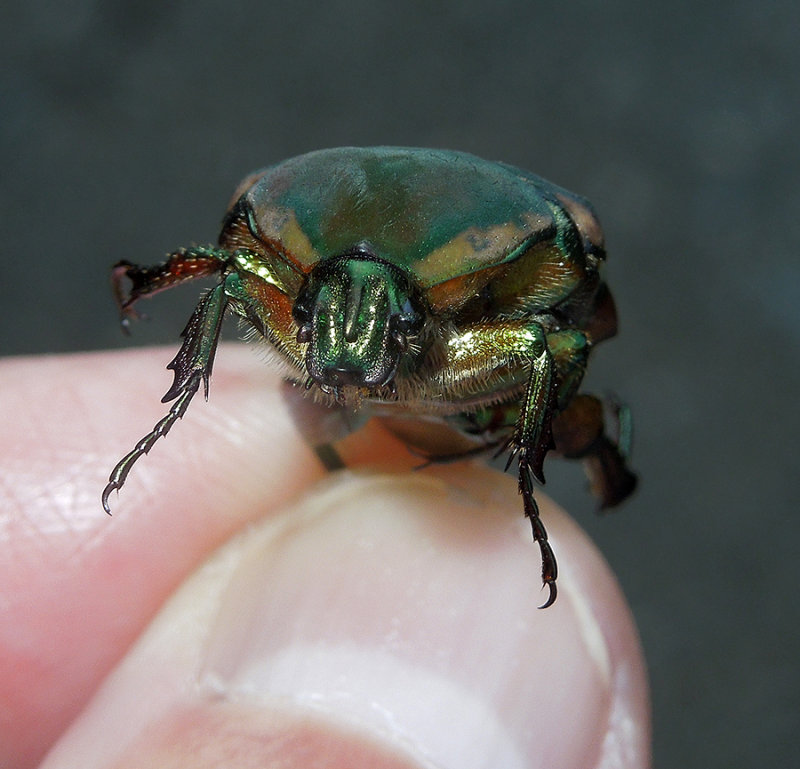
[2,1,797,766]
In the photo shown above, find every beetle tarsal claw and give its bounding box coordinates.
[538,581,557,610]
[101,483,118,515]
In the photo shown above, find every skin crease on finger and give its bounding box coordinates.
[0,347,328,768]
[0,349,650,768]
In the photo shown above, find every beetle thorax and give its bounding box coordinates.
[292,250,424,395]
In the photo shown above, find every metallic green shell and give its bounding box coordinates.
[232,147,604,318]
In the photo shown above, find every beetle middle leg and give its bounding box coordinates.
[112,246,231,329]
[551,394,637,508]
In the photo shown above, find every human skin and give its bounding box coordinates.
[0,347,650,768]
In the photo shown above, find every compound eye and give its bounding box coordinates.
[292,295,312,324]
[292,293,315,343]
[292,297,312,344]
[392,298,423,336]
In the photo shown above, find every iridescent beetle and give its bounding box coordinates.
[103,147,636,607]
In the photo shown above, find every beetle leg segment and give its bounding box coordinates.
[102,276,234,512]
[546,329,589,409]
[226,255,307,377]
[507,340,560,607]
[112,247,230,331]
[552,394,637,508]
[429,317,557,476]
[503,339,555,483]
[101,377,201,514]
[519,461,558,609]
[163,275,236,401]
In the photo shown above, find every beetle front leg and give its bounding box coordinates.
[519,455,558,608]
[102,275,234,512]
[431,320,559,606]
[504,340,559,608]
[504,340,555,484]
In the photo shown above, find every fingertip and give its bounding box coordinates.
[42,469,650,769]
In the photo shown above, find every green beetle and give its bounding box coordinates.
[103,147,636,607]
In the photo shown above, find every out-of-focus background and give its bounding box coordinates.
[2,1,797,766]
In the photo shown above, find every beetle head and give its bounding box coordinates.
[293,248,425,394]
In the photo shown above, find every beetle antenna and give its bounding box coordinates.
[102,374,202,513]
